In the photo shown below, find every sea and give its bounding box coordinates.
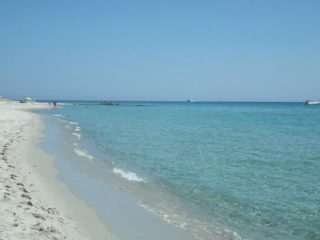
[37,101,320,240]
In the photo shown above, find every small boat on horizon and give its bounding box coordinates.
[186,99,195,103]
[305,100,320,105]
[99,101,119,106]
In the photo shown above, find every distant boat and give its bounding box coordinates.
[186,99,194,103]
[305,100,320,105]
[99,101,119,106]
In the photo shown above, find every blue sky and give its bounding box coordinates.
[0,0,319,101]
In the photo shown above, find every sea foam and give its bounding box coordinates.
[113,168,144,182]
[73,147,94,160]
[72,133,81,139]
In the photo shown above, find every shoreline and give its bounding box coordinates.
[42,107,197,240]
[0,101,116,240]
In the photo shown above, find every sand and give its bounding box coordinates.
[0,100,116,240]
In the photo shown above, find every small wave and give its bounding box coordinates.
[75,126,81,132]
[73,147,94,160]
[73,142,78,146]
[53,114,63,117]
[69,121,78,125]
[113,168,144,182]
[72,132,81,139]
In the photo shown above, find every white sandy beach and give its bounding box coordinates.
[0,100,116,240]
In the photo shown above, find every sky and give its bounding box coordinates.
[0,0,319,101]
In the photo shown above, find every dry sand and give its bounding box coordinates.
[0,100,116,240]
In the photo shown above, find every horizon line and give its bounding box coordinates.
[33,99,306,103]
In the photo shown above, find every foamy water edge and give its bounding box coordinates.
[113,168,144,182]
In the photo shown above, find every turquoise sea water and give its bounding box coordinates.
[44,102,320,240]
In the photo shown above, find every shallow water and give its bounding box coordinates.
[41,102,320,240]
[41,115,195,240]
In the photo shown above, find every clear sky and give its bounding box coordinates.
[0,0,319,101]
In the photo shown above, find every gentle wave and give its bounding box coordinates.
[72,132,81,139]
[53,114,63,117]
[73,147,94,160]
[113,168,144,182]
[69,121,78,125]
[75,126,81,132]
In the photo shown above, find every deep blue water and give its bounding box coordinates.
[42,101,320,240]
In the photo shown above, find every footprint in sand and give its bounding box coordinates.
[10,174,17,180]
[3,195,10,201]
[32,213,47,220]
[20,200,33,206]
[21,194,31,200]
